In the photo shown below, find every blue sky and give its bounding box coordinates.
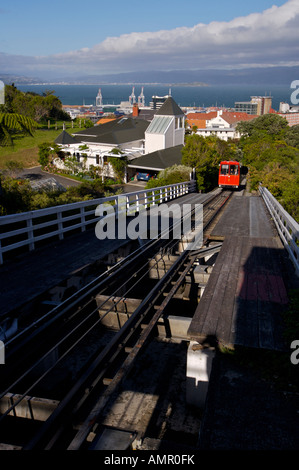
[1,0,287,55]
[0,0,298,78]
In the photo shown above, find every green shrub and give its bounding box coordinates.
[0,176,33,213]
[146,164,192,189]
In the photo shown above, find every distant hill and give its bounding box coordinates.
[1,66,298,87]
[64,66,299,86]
[0,74,42,85]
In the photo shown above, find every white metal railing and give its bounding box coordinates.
[259,184,299,276]
[0,180,196,264]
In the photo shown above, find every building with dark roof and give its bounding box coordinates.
[54,97,186,181]
[145,97,185,154]
[128,145,183,172]
[155,96,184,116]
[71,116,149,146]
[54,130,79,145]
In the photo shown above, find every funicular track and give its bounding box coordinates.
[0,189,232,450]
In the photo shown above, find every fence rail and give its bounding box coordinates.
[259,184,299,276]
[0,180,196,264]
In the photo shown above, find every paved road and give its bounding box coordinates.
[18,166,82,189]
[18,167,148,193]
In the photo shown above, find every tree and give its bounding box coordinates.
[285,124,299,149]
[38,142,52,167]
[0,112,36,146]
[181,134,236,191]
[236,114,289,140]
[38,142,62,168]
[0,85,70,124]
[108,149,128,181]
[236,114,299,221]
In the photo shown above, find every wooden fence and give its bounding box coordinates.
[0,180,196,264]
[259,183,299,276]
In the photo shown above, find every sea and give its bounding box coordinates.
[17,83,293,111]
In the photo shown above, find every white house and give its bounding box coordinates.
[145,97,185,154]
[195,110,258,141]
[54,97,186,180]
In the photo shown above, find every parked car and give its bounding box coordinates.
[136,172,151,181]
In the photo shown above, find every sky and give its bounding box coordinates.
[0,0,298,79]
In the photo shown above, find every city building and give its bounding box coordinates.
[277,102,299,126]
[278,111,299,126]
[149,90,172,109]
[235,96,272,115]
[186,111,217,130]
[186,110,258,141]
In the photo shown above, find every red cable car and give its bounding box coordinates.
[218,161,241,189]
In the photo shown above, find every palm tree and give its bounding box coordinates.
[0,112,36,146]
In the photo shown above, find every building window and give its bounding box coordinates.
[96,155,99,165]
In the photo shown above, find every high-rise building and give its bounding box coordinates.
[150,89,172,110]
[235,96,272,115]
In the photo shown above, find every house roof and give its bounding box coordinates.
[187,119,207,129]
[54,130,79,145]
[129,145,183,171]
[145,116,173,134]
[155,97,184,116]
[127,108,156,121]
[220,112,258,125]
[186,111,259,130]
[70,117,150,145]
[186,112,217,121]
[96,117,118,125]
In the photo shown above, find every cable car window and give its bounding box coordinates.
[230,165,238,175]
[220,164,229,175]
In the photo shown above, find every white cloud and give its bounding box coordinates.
[1,0,299,77]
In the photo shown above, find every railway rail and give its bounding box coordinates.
[0,189,232,450]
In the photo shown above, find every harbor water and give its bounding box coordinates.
[18,84,292,111]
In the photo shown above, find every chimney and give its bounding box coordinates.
[133,103,139,117]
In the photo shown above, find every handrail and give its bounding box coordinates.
[0,180,197,264]
[259,184,299,276]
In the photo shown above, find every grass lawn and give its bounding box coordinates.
[0,122,82,169]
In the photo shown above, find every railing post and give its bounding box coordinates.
[57,210,64,240]
[27,217,35,251]
[0,240,3,265]
[80,207,86,232]
[126,195,130,213]
[151,190,155,205]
